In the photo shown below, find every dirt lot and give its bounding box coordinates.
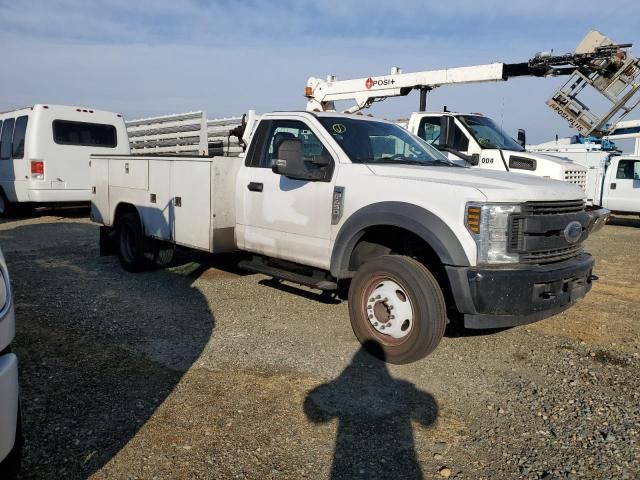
[1,210,639,479]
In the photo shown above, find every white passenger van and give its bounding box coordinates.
[0,104,129,215]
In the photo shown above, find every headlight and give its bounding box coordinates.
[465,203,521,264]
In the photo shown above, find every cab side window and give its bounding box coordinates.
[616,159,640,180]
[418,117,469,151]
[258,120,330,169]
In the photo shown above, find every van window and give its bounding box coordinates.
[0,118,15,159]
[12,116,28,159]
[52,120,117,148]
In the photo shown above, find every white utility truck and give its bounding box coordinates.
[0,246,20,478]
[529,121,640,215]
[0,104,129,215]
[305,31,640,193]
[91,111,607,363]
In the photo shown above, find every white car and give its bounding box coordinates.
[0,247,20,478]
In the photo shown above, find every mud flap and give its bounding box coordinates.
[99,226,115,256]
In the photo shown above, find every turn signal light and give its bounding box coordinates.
[466,206,481,234]
[305,86,313,97]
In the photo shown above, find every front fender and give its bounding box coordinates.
[330,202,471,278]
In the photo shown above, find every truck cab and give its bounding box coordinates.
[407,112,588,191]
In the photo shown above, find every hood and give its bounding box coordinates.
[505,150,584,166]
[366,164,585,203]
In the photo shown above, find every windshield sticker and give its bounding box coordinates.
[332,124,347,134]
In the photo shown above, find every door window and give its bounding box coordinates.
[0,118,15,160]
[616,159,640,180]
[417,117,469,151]
[257,120,331,169]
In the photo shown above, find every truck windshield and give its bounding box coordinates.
[459,115,525,152]
[318,117,454,166]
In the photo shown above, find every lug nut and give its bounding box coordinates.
[369,297,374,302]
[367,305,372,310]
[376,295,381,300]
[390,315,395,320]
[374,322,379,327]
[386,322,392,327]
[368,314,373,319]
[388,305,394,310]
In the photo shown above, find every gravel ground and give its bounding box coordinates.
[1,209,638,479]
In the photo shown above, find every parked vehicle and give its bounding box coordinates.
[0,246,21,478]
[91,111,607,363]
[0,104,129,215]
[405,111,588,189]
[529,129,640,215]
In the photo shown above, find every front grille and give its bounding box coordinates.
[510,200,586,264]
[522,200,585,215]
[521,245,583,264]
[564,170,587,190]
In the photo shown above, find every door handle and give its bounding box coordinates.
[247,182,263,192]
[610,182,616,190]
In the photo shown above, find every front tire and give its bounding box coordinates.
[116,211,153,272]
[348,255,447,364]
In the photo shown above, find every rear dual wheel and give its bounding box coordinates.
[116,211,174,272]
[348,255,447,364]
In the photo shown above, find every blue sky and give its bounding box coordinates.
[0,0,638,142]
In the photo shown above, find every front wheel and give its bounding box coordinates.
[348,255,447,364]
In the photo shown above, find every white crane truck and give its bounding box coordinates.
[91,111,607,363]
[305,31,640,198]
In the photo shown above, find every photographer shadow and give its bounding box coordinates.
[304,341,438,480]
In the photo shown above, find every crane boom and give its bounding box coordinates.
[305,30,640,137]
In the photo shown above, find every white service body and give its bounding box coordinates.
[0,104,129,208]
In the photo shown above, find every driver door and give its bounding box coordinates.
[605,158,640,213]
[237,117,337,269]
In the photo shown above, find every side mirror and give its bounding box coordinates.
[271,139,324,181]
[439,116,456,149]
[517,129,526,148]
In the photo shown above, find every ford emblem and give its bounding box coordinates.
[563,221,583,244]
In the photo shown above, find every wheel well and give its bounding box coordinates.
[113,202,139,226]
[347,226,456,312]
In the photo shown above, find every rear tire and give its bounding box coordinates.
[115,211,153,272]
[348,255,447,364]
[0,191,15,217]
